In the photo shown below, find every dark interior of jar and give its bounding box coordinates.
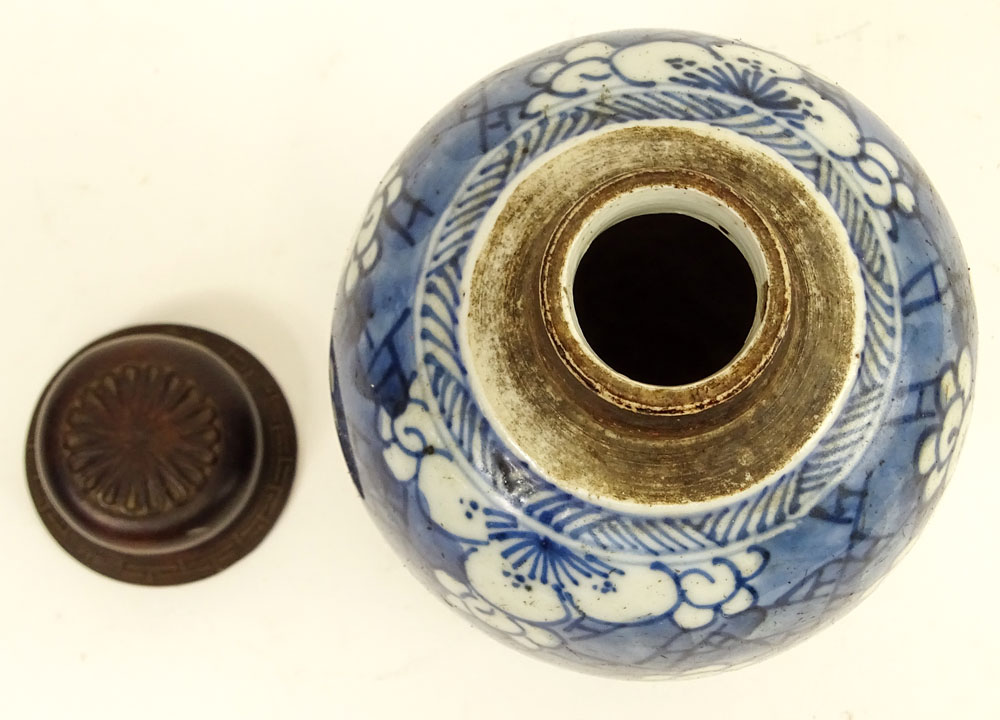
[572,212,758,387]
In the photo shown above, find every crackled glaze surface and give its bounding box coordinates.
[330,31,976,677]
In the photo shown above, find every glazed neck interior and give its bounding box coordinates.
[541,173,790,415]
[462,122,864,507]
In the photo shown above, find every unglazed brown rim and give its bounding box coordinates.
[462,123,865,507]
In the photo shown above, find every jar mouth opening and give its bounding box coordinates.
[544,177,790,415]
[568,206,761,389]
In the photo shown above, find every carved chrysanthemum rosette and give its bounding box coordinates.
[60,363,223,518]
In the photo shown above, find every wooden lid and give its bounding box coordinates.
[25,324,296,584]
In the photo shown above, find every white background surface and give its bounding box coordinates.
[1,2,998,718]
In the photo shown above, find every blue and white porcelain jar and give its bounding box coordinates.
[330,30,976,677]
